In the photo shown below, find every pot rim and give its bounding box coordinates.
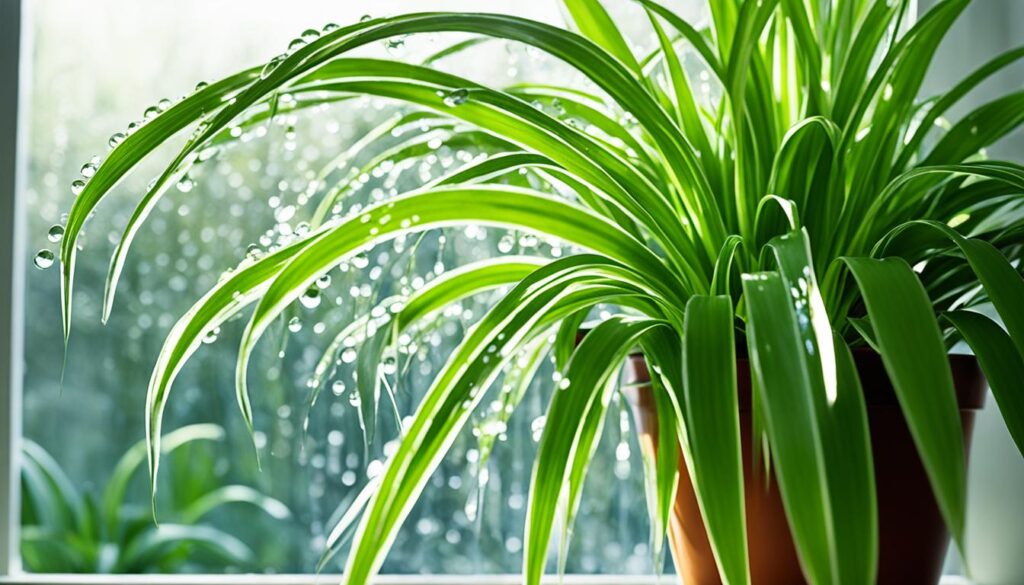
[621,348,986,411]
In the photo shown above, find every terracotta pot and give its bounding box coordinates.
[621,349,986,585]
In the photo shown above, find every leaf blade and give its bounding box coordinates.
[841,256,966,549]
[683,295,749,585]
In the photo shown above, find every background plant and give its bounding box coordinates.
[20,424,289,573]
[48,0,1024,583]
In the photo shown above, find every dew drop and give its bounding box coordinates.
[70,180,86,196]
[261,54,286,80]
[300,286,322,309]
[443,88,470,107]
[530,416,546,442]
[143,105,160,119]
[194,80,209,91]
[341,347,358,364]
[202,327,220,344]
[322,23,340,33]
[275,205,296,223]
[287,316,303,333]
[360,14,372,22]
[301,28,320,42]
[245,244,263,261]
[288,38,307,52]
[47,224,64,243]
[497,234,515,253]
[108,132,126,148]
[33,249,55,270]
[176,174,194,192]
[316,273,332,289]
[80,162,98,178]
[331,380,346,396]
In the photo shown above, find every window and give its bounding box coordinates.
[5,0,702,579]
[2,0,1022,582]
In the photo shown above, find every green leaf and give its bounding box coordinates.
[923,91,1024,167]
[841,256,965,550]
[753,234,876,583]
[104,423,224,527]
[328,257,546,441]
[302,57,706,283]
[145,236,318,498]
[343,256,661,584]
[897,45,1024,171]
[742,271,834,584]
[824,333,878,584]
[59,67,260,338]
[766,229,836,403]
[645,7,716,187]
[20,441,83,533]
[711,235,743,297]
[646,376,680,570]
[682,295,748,585]
[526,316,664,585]
[880,220,1024,357]
[179,485,290,525]
[553,309,589,371]
[635,0,724,79]
[943,311,1024,456]
[235,187,683,450]
[119,524,253,571]
[560,0,642,75]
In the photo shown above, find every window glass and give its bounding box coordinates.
[21,0,704,575]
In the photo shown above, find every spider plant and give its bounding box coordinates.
[20,424,290,572]
[53,0,1024,582]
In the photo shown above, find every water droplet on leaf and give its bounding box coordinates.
[300,286,322,309]
[176,175,194,192]
[261,54,285,80]
[47,225,64,243]
[443,88,470,107]
[33,249,55,270]
[341,347,358,364]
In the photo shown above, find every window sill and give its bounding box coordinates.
[0,575,975,585]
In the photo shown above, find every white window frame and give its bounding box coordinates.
[0,0,1014,583]
[1,0,29,578]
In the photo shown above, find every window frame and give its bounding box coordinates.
[1,0,28,577]
[0,0,1012,583]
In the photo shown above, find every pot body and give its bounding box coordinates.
[622,350,986,585]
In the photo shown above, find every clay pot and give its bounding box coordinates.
[621,349,986,585]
